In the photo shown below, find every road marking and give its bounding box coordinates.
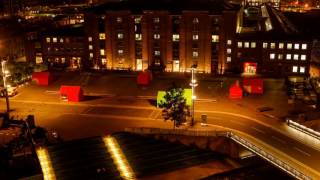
[148,110,157,119]
[231,121,245,126]
[82,107,93,114]
[294,147,311,157]
[45,90,59,94]
[250,127,266,134]
[63,113,162,121]
[271,136,286,144]
[136,95,155,99]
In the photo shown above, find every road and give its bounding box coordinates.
[2,95,320,176]
[1,76,320,178]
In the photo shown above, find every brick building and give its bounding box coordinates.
[84,0,240,74]
[27,0,314,77]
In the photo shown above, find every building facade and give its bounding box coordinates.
[84,0,239,74]
[27,0,313,77]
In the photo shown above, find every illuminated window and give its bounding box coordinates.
[89,53,93,58]
[154,34,160,39]
[117,33,124,39]
[192,51,198,58]
[99,33,106,40]
[153,17,160,23]
[237,42,243,48]
[134,17,141,24]
[135,34,142,41]
[88,37,92,42]
[100,49,105,56]
[302,44,307,50]
[287,43,292,49]
[46,37,50,43]
[300,66,305,73]
[60,38,64,43]
[251,42,256,48]
[301,54,306,61]
[294,43,300,50]
[136,59,142,70]
[263,42,268,48]
[172,34,179,42]
[118,49,124,55]
[154,50,160,56]
[227,48,232,54]
[286,54,292,60]
[227,56,231,62]
[270,43,275,49]
[89,45,93,50]
[101,58,107,65]
[292,66,298,73]
[116,17,122,23]
[279,43,284,49]
[293,54,299,60]
[53,37,57,43]
[278,54,283,60]
[212,35,219,42]
[192,34,199,40]
[227,40,232,45]
[244,42,249,48]
[270,53,275,59]
[193,18,199,24]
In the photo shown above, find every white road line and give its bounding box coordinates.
[232,121,245,126]
[207,117,222,120]
[294,147,311,157]
[271,136,286,144]
[250,127,266,134]
[148,110,156,119]
[63,113,161,121]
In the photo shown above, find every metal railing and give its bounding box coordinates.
[287,119,320,140]
[125,127,313,180]
[226,132,311,180]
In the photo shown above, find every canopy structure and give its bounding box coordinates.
[157,89,192,107]
[229,81,243,99]
[32,72,52,86]
[60,85,83,102]
[243,78,264,94]
[137,71,152,86]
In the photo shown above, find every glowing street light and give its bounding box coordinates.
[1,60,10,112]
[189,64,198,126]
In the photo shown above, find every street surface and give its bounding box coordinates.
[1,72,320,178]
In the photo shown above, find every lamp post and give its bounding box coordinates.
[1,60,10,112]
[189,64,198,126]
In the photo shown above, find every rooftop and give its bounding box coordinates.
[86,0,241,14]
[43,132,226,179]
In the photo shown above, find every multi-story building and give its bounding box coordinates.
[233,5,312,76]
[40,25,85,70]
[84,0,240,74]
[28,0,313,77]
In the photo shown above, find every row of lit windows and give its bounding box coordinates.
[237,42,256,48]
[114,16,219,25]
[292,66,305,73]
[46,37,65,43]
[269,53,306,61]
[97,33,219,43]
[263,42,307,50]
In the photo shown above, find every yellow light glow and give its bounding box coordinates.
[36,148,56,180]
[103,136,135,180]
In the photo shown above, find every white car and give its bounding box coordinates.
[0,86,17,97]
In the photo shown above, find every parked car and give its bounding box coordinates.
[0,86,17,97]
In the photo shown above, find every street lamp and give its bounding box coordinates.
[1,60,10,112]
[189,64,198,126]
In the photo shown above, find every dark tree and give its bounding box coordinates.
[159,85,190,128]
